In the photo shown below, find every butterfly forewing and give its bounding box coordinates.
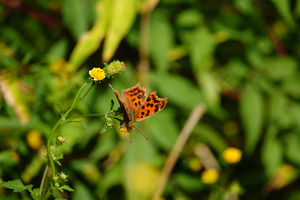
[135,91,168,122]
[122,83,147,116]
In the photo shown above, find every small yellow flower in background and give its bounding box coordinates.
[222,147,242,164]
[27,130,43,150]
[89,67,105,81]
[201,169,219,184]
[125,162,160,195]
[189,157,202,172]
[82,164,101,183]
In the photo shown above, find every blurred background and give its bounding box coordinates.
[1,0,300,199]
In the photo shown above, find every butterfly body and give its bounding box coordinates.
[109,83,168,133]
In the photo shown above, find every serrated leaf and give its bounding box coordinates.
[26,184,33,190]
[240,84,264,155]
[30,188,41,200]
[0,179,27,192]
[60,185,74,192]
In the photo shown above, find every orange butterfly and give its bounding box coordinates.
[109,83,168,136]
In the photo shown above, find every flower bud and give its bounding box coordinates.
[60,172,67,180]
[56,135,65,146]
[104,61,125,77]
[52,176,59,182]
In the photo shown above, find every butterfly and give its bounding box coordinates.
[109,83,168,136]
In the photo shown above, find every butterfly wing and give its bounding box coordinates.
[109,84,130,125]
[135,91,168,122]
[121,82,147,118]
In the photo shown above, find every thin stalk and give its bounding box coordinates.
[39,165,49,197]
[152,104,206,200]
[44,81,95,198]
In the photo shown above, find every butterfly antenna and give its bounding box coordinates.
[135,127,149,141]
[130,132,132,144]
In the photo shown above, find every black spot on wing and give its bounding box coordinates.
[138,94,141,99]
[132,98,136,102]
[147,97,151,101]
[146,110,150,116]
[134,102,137,107]
[142,106,145,109]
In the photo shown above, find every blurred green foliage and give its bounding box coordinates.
[1,0,300,199]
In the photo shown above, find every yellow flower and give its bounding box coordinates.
[201,169,219,184]
[189,158,202,172]
[124,162,160,195]
[222,147,242,164]
[27,130,43,150]
[89,67,105,81]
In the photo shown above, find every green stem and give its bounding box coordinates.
[68,113,105,119]
[43,187,52,200]
[45,81,95,198]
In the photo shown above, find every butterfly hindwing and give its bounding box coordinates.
[135,91,168,122]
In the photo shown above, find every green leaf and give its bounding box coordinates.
[62,0,89,40]
[47,39,68,62]
[240,84,264,155]
[72,181,94,200]
[56,103,63,113]
[55,160,62,166]
[79,121,88,130]
[110,100,114,110]
[56,153,64,160]
[261,125,282,177]
[149,109,179,151]
[175,173,204,191]
[102,0,138,61]
[60,185,74,192]
[90,132,116,161]
[0,179,27,192]
[270,0,295,30]
[284,133,300,166]
[262,57,297,81]
[149,11,174,71]
[152,73,204,110]
[194,123,228,153]
[59,120,88,130]
[176,9,203,27]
